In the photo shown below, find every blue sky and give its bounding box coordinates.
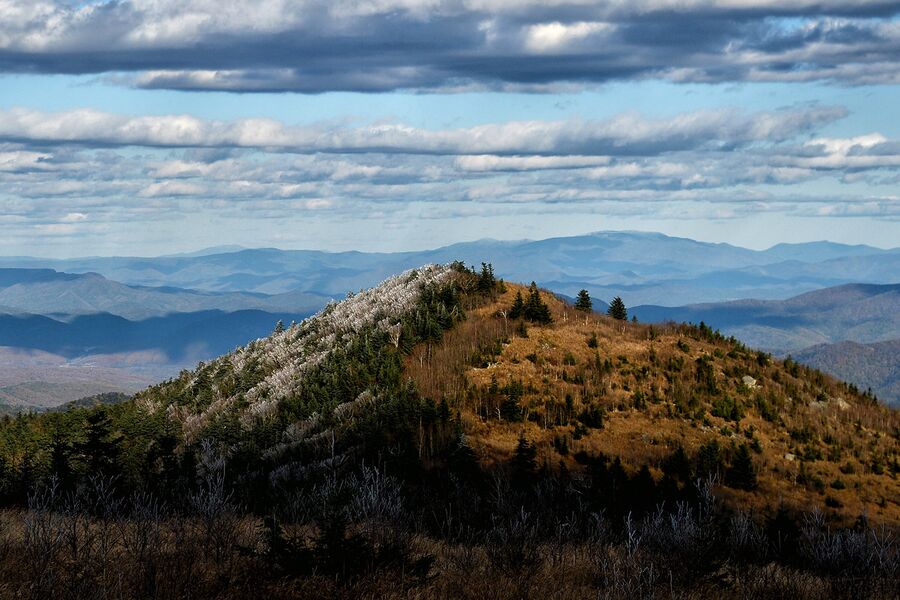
[0,1,898,257]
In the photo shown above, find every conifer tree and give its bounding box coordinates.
[273,320,285,334]
[478,262,496,294]
[509,291,525,319]
[510,433,537,487]
[574,289,593,312]
[524,282,552,324]
[726,443,758,490]
[49,432,74,492]
[607,296,627,321]
[76,408,124,480]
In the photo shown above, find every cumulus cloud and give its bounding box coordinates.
[0,1,897,91]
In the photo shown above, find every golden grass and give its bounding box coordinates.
[407,283,900,524]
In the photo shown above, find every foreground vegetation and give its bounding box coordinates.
[0,262,897,598]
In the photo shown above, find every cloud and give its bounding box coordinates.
[0,1,897,91]
[0,105,847,156]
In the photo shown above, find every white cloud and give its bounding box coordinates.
[0,105,847,156]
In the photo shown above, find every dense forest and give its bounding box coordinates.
[0,262,897,599]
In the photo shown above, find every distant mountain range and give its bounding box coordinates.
[632,283,900,354]
[0,268,328,320]
[3,231,897,306]
[0,231,896,409]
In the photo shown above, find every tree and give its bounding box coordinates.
[574,289,593,312]
[510,433,537,487]
[607,296,627,321]
[726,444,758,491]
[478,262,496,294]
[274,320,285,334]
[75,408,124,480]
[524,282,552,324]
[509,291,525,319]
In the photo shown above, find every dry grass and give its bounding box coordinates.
[1,508,893,600]
[407,283,900,525]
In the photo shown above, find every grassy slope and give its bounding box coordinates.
[407,283,900,524]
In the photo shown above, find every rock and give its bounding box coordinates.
[742,375,757,389]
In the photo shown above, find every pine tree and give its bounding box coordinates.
[607,296,627,321]
[726,443,758,490]
[273,320,285,334]
[574,289,593,312]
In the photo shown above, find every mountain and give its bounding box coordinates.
[82,266,900,523]
[0,268,329,320]
[631,283,900,355]
[2,232,896,305]
[1,264,897,599]
[794,339,900,406]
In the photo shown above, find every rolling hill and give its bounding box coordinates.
[794,339,900,407]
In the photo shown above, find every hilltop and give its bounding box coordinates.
[405,279,900,523]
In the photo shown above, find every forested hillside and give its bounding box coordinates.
[0,263,896,599]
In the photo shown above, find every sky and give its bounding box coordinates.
[0,1,899,257]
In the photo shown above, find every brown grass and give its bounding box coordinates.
[407,283,900,525]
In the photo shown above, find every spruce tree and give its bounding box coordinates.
[574,289,593,312]
[607,296,627,321]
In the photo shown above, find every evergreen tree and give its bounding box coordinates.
[607,296,628,321]
[48,432,74,492]
[661,445,692,482]
[75,408,124,480]
[509,291,525,319]
[574,289,593,312]
[726,443,758,491]
[510,433,537,487]
[696,439,724,480]
[273,320,285,334]
[478,262,496,294]
[524,282,552,324]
